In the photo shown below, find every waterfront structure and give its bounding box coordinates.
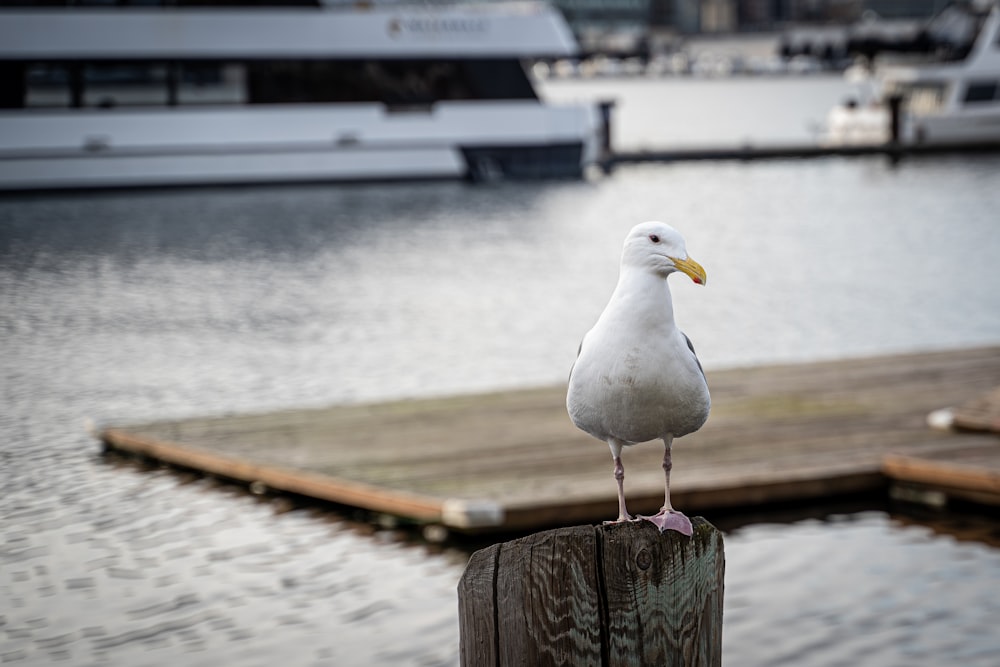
[825,1,1000,146]
[550,0,942,35]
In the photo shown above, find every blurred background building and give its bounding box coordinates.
[551,0,943,34]
[2,0,947,29]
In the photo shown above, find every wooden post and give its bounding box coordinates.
[597,100,616,174]
[887,93,903,145]
[458,518,724,667]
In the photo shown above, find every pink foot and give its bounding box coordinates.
[640,510,693,536]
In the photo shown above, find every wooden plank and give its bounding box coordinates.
[458,545,500,666]
[598,519,724,667]
[952,386,1000,433]
[495,525,603,666]
[883,443,1000,505]
[99,345,1000,532]
[100,427,446,523]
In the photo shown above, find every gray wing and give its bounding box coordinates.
[567,338,583,382]
[683,332,706,381]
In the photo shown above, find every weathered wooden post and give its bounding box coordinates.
[458,518,724,666]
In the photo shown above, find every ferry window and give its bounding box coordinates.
[460,60,537,101]
[0,63,27,109]
[83,63,169,107]
[963,80,998,104]
[248,62,329,104]
[247,61,425,105]
[364,61,458,105]
[177,63,247,105]
[245,59,537,106]
[23,63,71,108]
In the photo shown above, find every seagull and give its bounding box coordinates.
[567,221,710,536]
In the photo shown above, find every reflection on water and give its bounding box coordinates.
[2,455,466,667]
[2,154,1000,665]
[7,449,1000,667]
[724,507,1000,667]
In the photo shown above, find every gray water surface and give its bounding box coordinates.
[3,94,1000,666]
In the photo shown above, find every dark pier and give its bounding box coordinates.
[601,140,1000,170]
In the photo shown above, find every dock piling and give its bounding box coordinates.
[458,519,725,666]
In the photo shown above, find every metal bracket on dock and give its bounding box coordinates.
[441,499,505,529]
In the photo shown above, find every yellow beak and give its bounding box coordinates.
[672,255,707,286]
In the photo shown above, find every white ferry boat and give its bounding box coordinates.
[825,1,1000,147]
[0,2,605,191]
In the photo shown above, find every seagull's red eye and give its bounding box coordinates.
[649,234,660,243]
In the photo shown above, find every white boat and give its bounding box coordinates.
[824,1,1000,147]
[0,2,605,191]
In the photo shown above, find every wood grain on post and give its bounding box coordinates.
[458,518,724,666]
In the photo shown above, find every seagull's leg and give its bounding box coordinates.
[639,435,693,536]
[661,435,676,512]
[605,439,633,523]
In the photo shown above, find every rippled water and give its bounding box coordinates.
[720,504,1000,666]
[2,459,465,666]
[3,79,1000,666]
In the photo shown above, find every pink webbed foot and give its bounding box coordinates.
[640,510,693,536]
[603,512,636,525]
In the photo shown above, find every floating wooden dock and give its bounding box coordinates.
[98,346,1000,533]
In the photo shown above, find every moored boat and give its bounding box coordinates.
[0,1,605,191]
[824,0,1000,147]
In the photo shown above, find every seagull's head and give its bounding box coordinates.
[622,221,707,285]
